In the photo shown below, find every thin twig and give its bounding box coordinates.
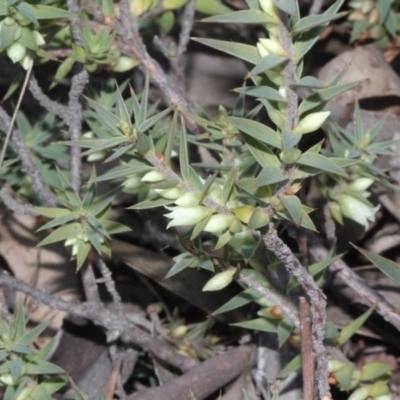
[106,346,123,400]
[299,297,316,400]
[0,107,58,206]
[0,58,33,170]
[81,262,101,305]
[95,255,123,317]
[67,0,83,45]
[309,235,400,332]
[0,272,199,372]
[68,67,89,192]
[264,224,330,399]
[29,75,70,123]
[0,187,35,216]
[115,0,198,132]
[171,0,196,90]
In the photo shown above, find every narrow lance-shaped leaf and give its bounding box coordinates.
[165,110,178,168]
[355,246,400,287]
[201,10,276,24]
[38,223,83,247]
[191,38,261,65]
[336,306,374,346]
[291,12,347,35]
[278,194,302,225]
[179,116,190,182]
[248,54,288,77]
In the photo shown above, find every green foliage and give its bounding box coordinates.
[0,304,85,400]
[33,170,129,270]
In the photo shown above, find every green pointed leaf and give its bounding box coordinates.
[37,212,77,232]
[165,254,194,279]
[336,306,374,346]
[278,195,302,225]
[85,97,122,136]
[201,10,275,24]
[196,0,232,15]
[190,214,212,240]
[212,288,259,315]
[128,197,174,210]
[227,116,281,149]
[17,3,38,25]
[0,23,18,50]
[191,38,260,65]
[296,153,346,176]
[115,84,130,123]
[293,0,344,61]
[32,4,72,19]
[360,362,393,382]
[9,358,23,381]
[33,207,72,218]
[38,223,82,247]
[13,303,26,342]
[299,81,361,115]
[335,363,355,390]
[292,12,347,35]
[25,360,65,375]
[291,76,323,89]
[277,317,294,347]
[214,230,233,250]
[138,105,173,132]
[71,380,88,400]
[278,354,301,378]
[50,56,75,90]
[272,0,296,15]
[248,207,270,229]
[179,118,190,182]
[222,169,236,205]
[165,110,178,168]
[256,166,287,186]
[243,134,281,169]
[233,317,278,332]
[355,246,400,287]
[249,55,288,77]
[137,72,149,127]
[235,86,287,103]
[76,241,91,270]
[18,319,51,345]
[39,376,69,395]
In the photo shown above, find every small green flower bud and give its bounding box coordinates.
[155,186,184,200]
[165,205,211,228]
[7,42,27,63]
[175,191,201,207]
[3,17,16,26]
[328,202,343,225]
[338,194,379,230]
[369,381,390,398]
[348,385,371,400]
[203,214,234,233]
[141,170,164,182]
[257,42,269,58]
[259,0,278,17]
[280,148,302,164]
[258,38,287,57]
[87,150,107,162]
[112,56,140,72]
[232,205,255,224]
[293,111,330,134]
[170,324,188,338]
[20,54,32,70]
[202,269,235,292]
[347,177,374,192]
[33,30,45,46]
[229,231,256,247]
[328,359,346,373]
